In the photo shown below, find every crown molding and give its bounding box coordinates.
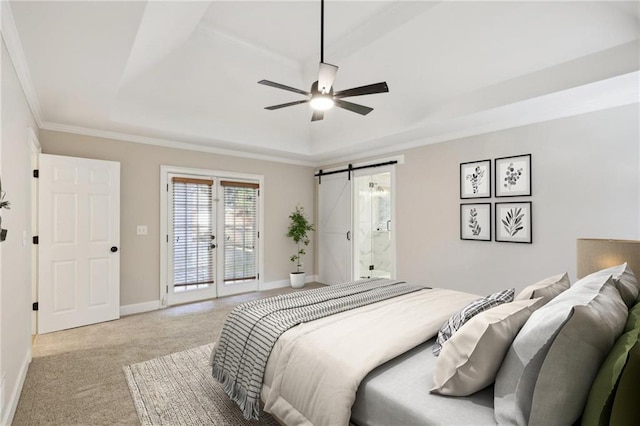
[315,71,639,166]
[41,68,637,171]
[39,121,318,167]
[1,1,43,126]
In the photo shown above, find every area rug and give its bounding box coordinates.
[124,343,279,425]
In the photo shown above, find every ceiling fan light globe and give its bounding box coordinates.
[310,95,334,111]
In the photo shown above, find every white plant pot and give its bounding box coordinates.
[290,272,306,288]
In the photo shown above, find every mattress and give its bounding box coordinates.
[351,338,497,426]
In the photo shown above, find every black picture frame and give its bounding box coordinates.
[460,203,492,241]
[495,201,532,243]
[495,154,531,197]
[460,159,491,199]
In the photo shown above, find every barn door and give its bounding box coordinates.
[38,154,120,334]
[318,173,353,284]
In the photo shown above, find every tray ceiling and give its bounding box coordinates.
[7,1,640,165]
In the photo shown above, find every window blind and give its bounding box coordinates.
[221,181,258,283]
[172,177,214,287]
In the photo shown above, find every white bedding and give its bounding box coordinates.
[261,287,480,426]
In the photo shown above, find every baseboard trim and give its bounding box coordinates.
[260,275,319,291]
[2,348,31,426]
[260,279,290,291]
[120,300,161,317]
[120,277,321,315]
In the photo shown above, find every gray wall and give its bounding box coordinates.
[39,104,640,305]
[1,40,38,423]
[393,104,639,295]
[39,130,316,307]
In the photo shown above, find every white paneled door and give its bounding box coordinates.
[38,154,120,334]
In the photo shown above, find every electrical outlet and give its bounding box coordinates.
[136,225,148,235]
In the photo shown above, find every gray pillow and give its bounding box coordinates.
[514,272,570,305]
[494,275,627,425]
[589,263,639,308]
[433,288,514,356]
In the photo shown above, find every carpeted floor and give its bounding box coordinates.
[12,283,324,425]
[124,344,278,426]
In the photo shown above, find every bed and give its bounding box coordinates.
[211,265,640,426]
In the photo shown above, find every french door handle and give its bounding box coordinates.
[346,231,351,241]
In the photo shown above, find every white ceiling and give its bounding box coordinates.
[7,1,640,165]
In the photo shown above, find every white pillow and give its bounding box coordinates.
[431,298,543,396]
[514,272,570,305]
[433,288,515,356]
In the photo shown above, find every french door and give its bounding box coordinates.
[167,175,217,305]
[163,168,262,305]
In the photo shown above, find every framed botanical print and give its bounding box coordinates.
[460,203,491,241]
[460,159,491,199]
[495,202,532,243]
[495,154,531,197]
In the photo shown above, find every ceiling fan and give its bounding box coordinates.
[258,0,389,122]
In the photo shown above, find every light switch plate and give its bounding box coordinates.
[136,225,148,235]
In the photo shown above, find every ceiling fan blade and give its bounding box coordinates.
[265,100,309,110]
[258,80,310,96]
[311,110,324,122]
[334,99,373,116]
[334,82,389,99]
[317,62,338,94]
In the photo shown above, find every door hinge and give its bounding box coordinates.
[369,265,374,271]
[33,236,39,244]
[257,231,260,238]
[167,184,169,192]
[166,235,169,243]
[166,285,168,293]
[32,302,39,311]
[257,273,260,279]
[33,169,39,178]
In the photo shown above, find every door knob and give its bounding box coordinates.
[110,246,118,253]
[210,244,216,249]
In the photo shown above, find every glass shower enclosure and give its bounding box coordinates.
[354,171,393,279]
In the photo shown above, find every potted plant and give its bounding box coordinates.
[0,178,10,242]
[287,205,314,288]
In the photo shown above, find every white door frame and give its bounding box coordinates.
[159,165,264,306]
[29,128,40,335]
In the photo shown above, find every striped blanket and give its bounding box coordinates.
[211,278,426,420]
